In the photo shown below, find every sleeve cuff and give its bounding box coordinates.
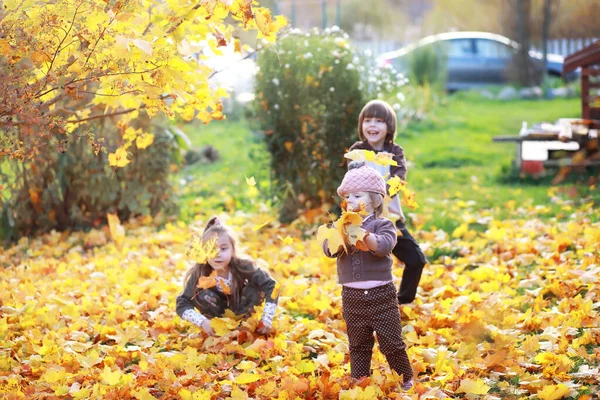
[181,308,208,328]
[260,302,277,326]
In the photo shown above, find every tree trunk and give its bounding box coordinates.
[515,0,534,86]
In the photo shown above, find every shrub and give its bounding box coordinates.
[253,28,365,222]
[0,117,180,242]
[407,43,447,89]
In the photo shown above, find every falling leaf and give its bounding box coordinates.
[252,220,271,231]
[245,176,256,186]
[107,213,125,244]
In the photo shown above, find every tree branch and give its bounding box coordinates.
[37,0,83,96]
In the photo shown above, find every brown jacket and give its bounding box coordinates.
[322,215,397,284]
[348,141,407,181]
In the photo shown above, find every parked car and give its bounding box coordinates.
[377,31,579,91]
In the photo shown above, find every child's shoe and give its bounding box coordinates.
[401,380,413,391]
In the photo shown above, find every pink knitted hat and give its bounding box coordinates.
[337,161,386,197]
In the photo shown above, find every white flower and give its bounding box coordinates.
[377,92,383,98]
[274,104,280,110]
[285,63,290,69]
[304,40,309,47]
[393,103,401,111]
[329,87,335,92]
[290,28,303,35]
[324,27,331,34]
[331,25,340,32]
[346,63,355,70]
[364,49,372,57]
[303,52,313,59]
[396,92,406,102]
[335,59,339,64]
[272,78,280,86]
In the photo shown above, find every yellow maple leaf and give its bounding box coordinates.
[100,366,122,386]
[234,371,262,384]
[186,234,218,264]
[135,133,154,149]
[374,152,398,166]
[41,366,66,384]
[388,176,407,197]
[456,378,490,395]
[537,384,572,400]
[317,223,345,254]
[108,147,130,167]
[345,224,368,250]
[210,317,239,336]
[278,235,294,245]
[344,149,375,163]
[230,385,250,400]
[197,270,218,290]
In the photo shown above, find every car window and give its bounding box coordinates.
[476,39,513,59]
[447,39,475,57]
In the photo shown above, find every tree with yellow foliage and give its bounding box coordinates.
[0,0,285,165]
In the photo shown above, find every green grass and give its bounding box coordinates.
[174,96,600,230]
[401,95,599,230]
[174,120,271,222]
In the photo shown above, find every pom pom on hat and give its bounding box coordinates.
[337,161,386,197]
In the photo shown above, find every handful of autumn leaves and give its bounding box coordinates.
[317,149,419,255]
[185,233,231,294]
[317,208,371,254]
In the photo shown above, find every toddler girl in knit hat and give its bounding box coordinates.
[321,161,413,390]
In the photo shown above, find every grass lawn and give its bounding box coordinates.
[175,95,598,231]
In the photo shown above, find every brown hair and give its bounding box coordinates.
[183,217,257,312]
[357,100,397,144]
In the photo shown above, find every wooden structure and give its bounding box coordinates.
[492,41,600,176]
[563,40,600,124]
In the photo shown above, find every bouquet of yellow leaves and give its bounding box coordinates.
[317,208,370,254]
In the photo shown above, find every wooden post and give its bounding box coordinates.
[582,67,590,119]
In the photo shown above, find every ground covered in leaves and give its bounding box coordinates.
[1,195,599,399]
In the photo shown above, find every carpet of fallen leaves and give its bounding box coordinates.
[1,196,599,400]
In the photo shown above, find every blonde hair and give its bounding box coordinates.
[184,217,257,312]
[357,100,397,144]
[368,192,384,217]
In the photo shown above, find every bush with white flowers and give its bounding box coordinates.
[253,27,365,221]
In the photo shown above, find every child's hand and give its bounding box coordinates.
[201,319,215,336]
[257,321,273,335]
